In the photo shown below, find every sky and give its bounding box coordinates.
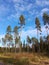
[0,0,49,44]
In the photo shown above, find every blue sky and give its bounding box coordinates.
[0,0,49,43]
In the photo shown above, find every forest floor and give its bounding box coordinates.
[0,53,49,65]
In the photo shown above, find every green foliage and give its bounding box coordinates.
[6,25,12,34]
[14,26,18,34]
[19,15,25,26]
[27,36,31,44]
[15,37,19,44]
[1,13,49,54]
[35,17,41,32]
[43,13,49,25]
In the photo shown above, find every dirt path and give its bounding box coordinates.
[0,62,4,65]
[0,61,49,65]
[30,60,49,65]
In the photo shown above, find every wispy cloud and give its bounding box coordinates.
[0,0,49,41]
[20,26,49,42]
[40,8,49,17]
[0,26,49,43]
[0,0,16,18]
[36,0,49,6]
[0,0,49,19]
[0,5,9,17]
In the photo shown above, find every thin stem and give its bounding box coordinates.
[46,28,48,36]
[37,29,38,40]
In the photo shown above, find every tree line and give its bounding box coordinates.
[0,12,49,53]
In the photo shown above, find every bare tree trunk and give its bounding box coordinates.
[5,44,7,54]
[27,46,29,52]
[37,29,38,40]
[19,26,23,53]
[46,24,48,36]
[46,28,48,36]
[37,29,40,52]
[19,46,21,53]
[27,44,29,53]
[15,43,16,53]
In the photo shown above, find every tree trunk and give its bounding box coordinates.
[27,44,29,52]
[37,29,40,52]
[19,26,23,53]
[32,44,35,52]
[19,47,21,53]
[5,44,7,54]
[37,29,38,40]
[15,44,16,53]
[46,28,48,36]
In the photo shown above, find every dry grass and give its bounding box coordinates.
[0,53,49,65]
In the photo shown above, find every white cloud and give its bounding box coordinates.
[0,0,49,43]
[20,28,37,42]
[6,0,35,21]
[13,0,35,14]
[0,34,5,47]
[0,5,9,17]
[13,0,23,3]
[0,34,5,39]
[36,8,49,17]
[41,8,49,12]
[36,0,49,6]
[40,8,49,16]
[20,26,49,42]
[0,26,49,43]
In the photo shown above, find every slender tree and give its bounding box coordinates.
[13,26,19,53]
[23,40,26,52]
[43,13,49,36]
[35,17,42,52]
[6,25,11,34]
[6,25,12,52]
[5,33,13,52]
[19,15,25,37]
[19,15,25,52]
[40,36,43,52]
[35,17,41,40]
[15,37,20,53]
[47,35,49,52]
[27,36,31,52]
[31,37,38,52]
[2,38,6,52]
